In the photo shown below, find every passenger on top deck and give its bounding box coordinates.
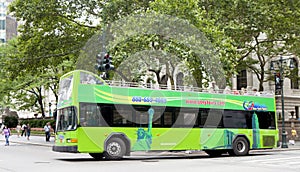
[208,81,219,93]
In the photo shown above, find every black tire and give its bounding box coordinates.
[205,150,225,157]
[89,153,104,160]
[103,137,126,160]
[231,137,249,156]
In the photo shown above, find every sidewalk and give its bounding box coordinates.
[0,134,54,147]
[1,135,300,152]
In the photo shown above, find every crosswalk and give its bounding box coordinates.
[249,156,300,169]
[212,153,300,170]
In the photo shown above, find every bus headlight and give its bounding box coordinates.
[66,138,78,143]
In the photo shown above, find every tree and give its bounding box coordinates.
[5,0,241,115]
[99,0,238,89]
[200,0,300,91]
[5,0,94,115]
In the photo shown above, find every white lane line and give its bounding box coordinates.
[250,156,300,163]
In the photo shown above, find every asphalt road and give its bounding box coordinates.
[1,137,300,172]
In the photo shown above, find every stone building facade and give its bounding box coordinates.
[231,56,300,141]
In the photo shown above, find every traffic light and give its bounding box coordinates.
[95,52,106,71]
[95,52,114,72]
[103,53,114,70]
[275,72,281,95]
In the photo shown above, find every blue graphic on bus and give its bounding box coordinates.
[224,130,234,149]
[132,108,154,151]
[243,101,267,111]
[252,112,260,148]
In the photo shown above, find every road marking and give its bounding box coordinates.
[250,156,300,162]
[210,155,300,169]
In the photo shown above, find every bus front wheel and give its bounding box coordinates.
[230,137,249,156]
[104,137,126,160]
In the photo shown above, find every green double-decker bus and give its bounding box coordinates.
[53,70,279,159]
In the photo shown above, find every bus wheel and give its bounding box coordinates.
[89,153,104,160]
[231,137,249,156]
[104,137,126,160]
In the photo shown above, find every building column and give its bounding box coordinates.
[232,74,237,90]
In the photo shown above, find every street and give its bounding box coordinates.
[1,137,300,172]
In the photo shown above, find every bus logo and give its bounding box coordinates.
[243,101,267,111]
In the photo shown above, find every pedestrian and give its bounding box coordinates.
[16,123,21,138]
[21,123,27,137]
[44,122,51,142]
[291,127,298,142]
[26,123,31,140]
[2,125,11,146]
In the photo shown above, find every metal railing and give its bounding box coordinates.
[104,80,274,97]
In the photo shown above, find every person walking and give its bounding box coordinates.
[21,123,27,137]
[44,122,51,142]
[2,125,11,146]
[16,123,21,138]
[26,124,31,140]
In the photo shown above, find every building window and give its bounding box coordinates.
[0,20,5,30]
[237,69,247,90]
[290,58,299,89]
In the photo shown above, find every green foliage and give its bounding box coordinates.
[200,0,300,90]
[2,0,300,115]
[20,119,55,128]
[3,116,19,128]
[1,0,94,114]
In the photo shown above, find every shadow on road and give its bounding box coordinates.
[56,152,271,162]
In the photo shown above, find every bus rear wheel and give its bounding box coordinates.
[230,137,249,156]
[89,153,104,160]
[104,137,126,160]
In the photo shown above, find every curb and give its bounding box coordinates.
[0,137,54,147]
[2,139,300,153]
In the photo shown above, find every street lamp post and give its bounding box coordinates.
[270,56,295,148]
[49,102,52,117]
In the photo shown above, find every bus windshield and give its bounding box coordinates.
[58,75,73,103]
[56,106,77,131]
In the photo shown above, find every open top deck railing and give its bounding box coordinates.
[104,80,274,97]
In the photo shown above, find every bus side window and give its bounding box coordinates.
[223,110,248,129]
[199,110,208,128]
[163,111,172,127]
[256,111,276,129]
[100,106,113,127]
[245,112,252,129]
[203,109,223,128]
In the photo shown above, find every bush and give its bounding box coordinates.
[3,116,19,128]
[20,119,55,128]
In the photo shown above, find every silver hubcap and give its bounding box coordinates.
[236,141,246,153]
[107,142,121,156]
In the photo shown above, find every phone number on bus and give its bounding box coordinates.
[132,96,167,104]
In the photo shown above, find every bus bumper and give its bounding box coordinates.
[52,145,78,153]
